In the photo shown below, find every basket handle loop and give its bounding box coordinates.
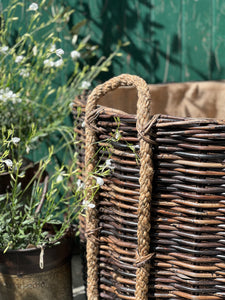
[85,74,153,300]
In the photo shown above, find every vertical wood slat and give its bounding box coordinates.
[181,0,212,81]
[211,0,225,79]
[52,0,225,83]
[151,0,182,83]
[71,1,225,83]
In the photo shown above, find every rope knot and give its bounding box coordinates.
[135,252,155,268]
[137,114,160,144]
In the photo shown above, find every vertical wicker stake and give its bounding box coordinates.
[85,74,153,300]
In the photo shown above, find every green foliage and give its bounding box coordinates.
[0,0,121,160]
[0,134,80,251]
[0,0,124,250]
[0,129,108,251]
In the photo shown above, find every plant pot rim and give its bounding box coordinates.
[0,225,75,275]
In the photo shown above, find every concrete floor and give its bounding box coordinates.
[72,254,86,300]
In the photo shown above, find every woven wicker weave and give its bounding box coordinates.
[73,74,225,300]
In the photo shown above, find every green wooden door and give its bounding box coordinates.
[70,0,225,83]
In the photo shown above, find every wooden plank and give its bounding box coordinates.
[151,0,182,83]
[211,0,225,79]
[68,0,225,83]
[181,0,212,81]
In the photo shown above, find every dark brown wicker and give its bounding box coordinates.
[73,74,225,300]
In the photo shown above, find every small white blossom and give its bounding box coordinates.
[0,46,9,54]
[50,44,56,53]
[70,50,80,60]
[88,203,95,209]
[106,159,112,166]
[28,3,38,11]
[26,146,30,154]
[4,159,13,168]
[96,177,104,186]
[105,159,115,170]
[19,68,30,78]
[72,35,78,45]
[54,58,63,67]
[33,45,37,56]
[115,131,121,140]
[15,55,24,63]
[0,88,21,103]
[82,200,95,209]
[81,121,85,128]
[43,59,54,68]
[80,81,91,90]
[55,48,64,57]
[12,137,20,144]
[77,179,84,190]
[56,174,64,183]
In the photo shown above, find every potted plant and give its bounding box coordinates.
[0,2,123,298]
[0,135,92,300]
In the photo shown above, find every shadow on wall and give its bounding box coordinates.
[64,0,225,83]
[66,0,170,82]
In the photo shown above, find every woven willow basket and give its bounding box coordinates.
[73,74,225,300]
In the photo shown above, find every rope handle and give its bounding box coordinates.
[85,74,154,300]
[85,73,152,136]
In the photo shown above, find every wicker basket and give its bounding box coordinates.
[73,74,225,300]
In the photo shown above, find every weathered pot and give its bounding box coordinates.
[0,229,74,300]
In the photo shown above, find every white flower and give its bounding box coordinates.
[33,45,37,56]
[69,102,74,110]
[70,50,80,60]
[19,68,29,78]
[105,159,114,170]
[77,179,84,190]
[88,203,95,209]
[43,59,54,67]
[106,159,112,166]
[56,174,64,183]
[72,35,78,45]
[4,159,13,168]
[0,46,9,54]
[50,44,56,53]
[28,3,38,11]
[12,137,20,144]
[55,48,64,57]
[81,121,85,128]
[15,55,24,63]
[80,81,91,90]
[96,177,104,186]
[54,58,63,67]
[26,146,30,154]
[0,88,21,103]
[5,90,13,98]
[82,200,95,209]
[115,131,121,140]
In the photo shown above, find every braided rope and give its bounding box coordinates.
[85,74,153,300]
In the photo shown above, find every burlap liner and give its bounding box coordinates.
[99,80,225,119]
